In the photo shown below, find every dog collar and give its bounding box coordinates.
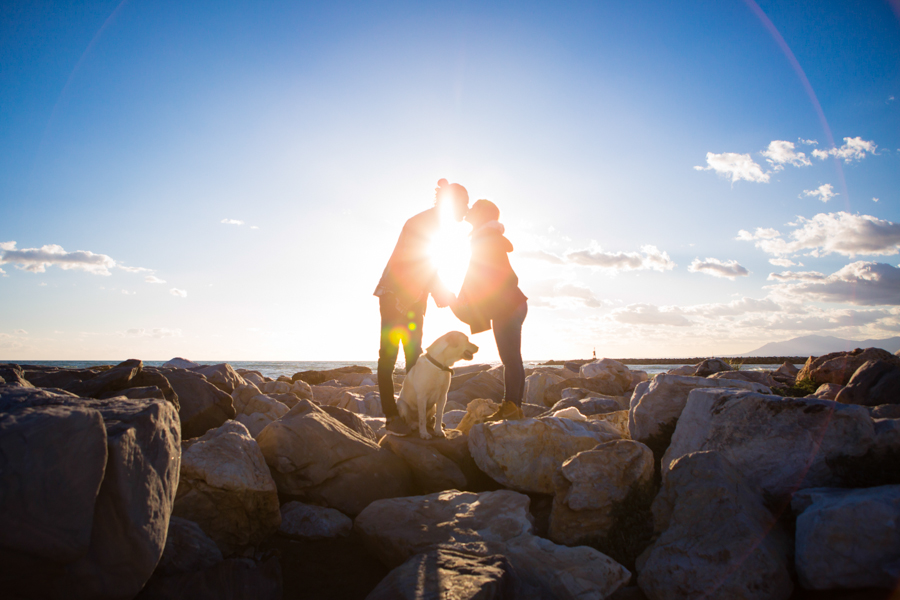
[424,353,453,374]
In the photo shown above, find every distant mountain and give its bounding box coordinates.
[739,335,900,358]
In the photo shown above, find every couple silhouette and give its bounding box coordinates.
[374,179,528,435]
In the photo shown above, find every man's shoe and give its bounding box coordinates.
[486,400,524,422]
[385,415,413,436]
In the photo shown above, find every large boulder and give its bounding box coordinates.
[809,382,843,400]
[163,357,201,369]
[278,501,352,540]
[524,371,566,406]
[0,387,180,599]
[544,376,629,406]
[693,358,731,377]
[549,440,654,547]
[708,369,778,388]
[637,451,793,600]
[355,490,630,600]
[256,400,414,516]
[156,517,223,575]
[579,359,632,395]
[0,363,33,387]
[366,547,515,600]
[835,359,900,407]
[292,365,372,386]
[22,359,144,398]
[469,417,621,494]
[137,556,282,600]
[191,363,246,394]
[628,375,771,458]
[662,389,875,502]
[553,394,622,415]
[792,485,900,590]
[173,421,281,556]
[381,429,494,494]
[161,368,235,439]
[798,347,900,386]
[447,371,506,406]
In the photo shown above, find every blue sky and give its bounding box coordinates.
[1,0,898,360]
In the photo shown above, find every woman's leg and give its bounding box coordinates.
[493,301,528,407]
[377,296,403,418]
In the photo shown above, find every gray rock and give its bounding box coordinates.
[0,387,181,600]
[278,501,352,540]
[163,357,201,369]
[0,363,33,387]
[447,371,506,406]
[638,451,792,600]
[798,347,900,386]
[709,369,778,388]
[693,358,731,377]
[137,556,281,600]
[191,363,246,394]
[835,359,900,406]
[792,485,900,590]
[157,517,223,575]
[161,368,235,439]
[662,389,875,502]
[553,394,622,415]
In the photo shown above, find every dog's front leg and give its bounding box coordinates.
[432,389,447,438]
[416,383,432,440]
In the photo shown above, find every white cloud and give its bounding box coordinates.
[221,219,245,225]
[873,197,879,203]
[767,270,827,282]
[124,328,182,338]
[682,297,781,317]
[170,288,188,298]
[0,267,5,276]
[520,250,565,265]
[145,275,166,284]
[121,290,135,295]
[811,137,877,162]
[117,265,152,273]
[13,329,27,335]
[611,304,692,327]
[736,227,780,241]
[760,140,811,170]
[0,242,116,275]
[250,225,259,230]
[738,212,900,257]
[769,262,900,306]
[769,257,798,267]
[688,257,749,279]
[565,244,675,272]
[798,138,818,146]
[526,280,605,308]
[801,183,837,203]
[694,152,770,183]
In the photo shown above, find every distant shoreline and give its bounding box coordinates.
[541,356,808,366]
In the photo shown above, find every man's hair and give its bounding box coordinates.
[435,178,469,206]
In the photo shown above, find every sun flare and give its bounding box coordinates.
[428,203,471,294]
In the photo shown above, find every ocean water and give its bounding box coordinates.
[6,359,801,379]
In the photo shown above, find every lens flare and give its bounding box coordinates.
[428,203,471,293]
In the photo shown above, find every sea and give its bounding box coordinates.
[5,360,801,379]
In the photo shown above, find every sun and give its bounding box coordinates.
[428,202,471,294]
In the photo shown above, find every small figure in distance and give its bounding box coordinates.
[374,179,469,435]
[451,198,528,421]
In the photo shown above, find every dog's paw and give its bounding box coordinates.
[432,428,445,438]
[418,430,433,440]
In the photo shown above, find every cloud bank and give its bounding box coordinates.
[0,242,116,275]
[738,212,900,258]
[801,184,837,203]
[769,262,900,306]
[688,257,749,280]
[694,152,770,183]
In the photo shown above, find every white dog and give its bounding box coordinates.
[396,331,479,439]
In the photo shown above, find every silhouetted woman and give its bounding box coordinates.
[452,199,528,420]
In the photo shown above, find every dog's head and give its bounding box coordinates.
[427,330,479,365]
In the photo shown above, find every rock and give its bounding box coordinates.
[336,372,378,387]
[798,347,900,386]
[809,382,843,400]
[662,389,875,502]
[628,374,771,457]
[775,361,799,377]
[290,379,313,400]
[550,406,588,421]
[97,385,166,401]
[366,547,515,600]
[163,357,201,369]
[792,485,900,590]
[665,365,696,376]
[235,369,266,386]
[230,383,262,414]
[637,451,793,600]
[0,387,180,600]
[455,398,500,434]
[257,400,414,516]
[708,369,778,388]
[469,417,621,493]
[234,413,274,438]
[262,380,292,395]
[554,394,622,415]
[239,394,289,421]
[545,376,633,407]
[442,409,467,430]
[580,359,632,393]
[521,403,546,418]
[191,363,245,394]
[835,359,900,406]
[524,371,566,406]
[137,556,282,600]
[693,358,731,377]
[355,490,534,568]
[163,368,235,439]
[447,371,506,406]
[549,440,654,546]
[130,368,179,408]
[0,363,33,387]
[23,359,143,398]
[319,404,379,442]
[355,490,630,600]
[589,410,630,438]
[381,429,493,493]
[331,389,384,417]
[173,421,281,556]
[630,370,648,389]
[278,501,352,540]
[870,404,900,419]
[292,365,372,386]
[156,517,223,575]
